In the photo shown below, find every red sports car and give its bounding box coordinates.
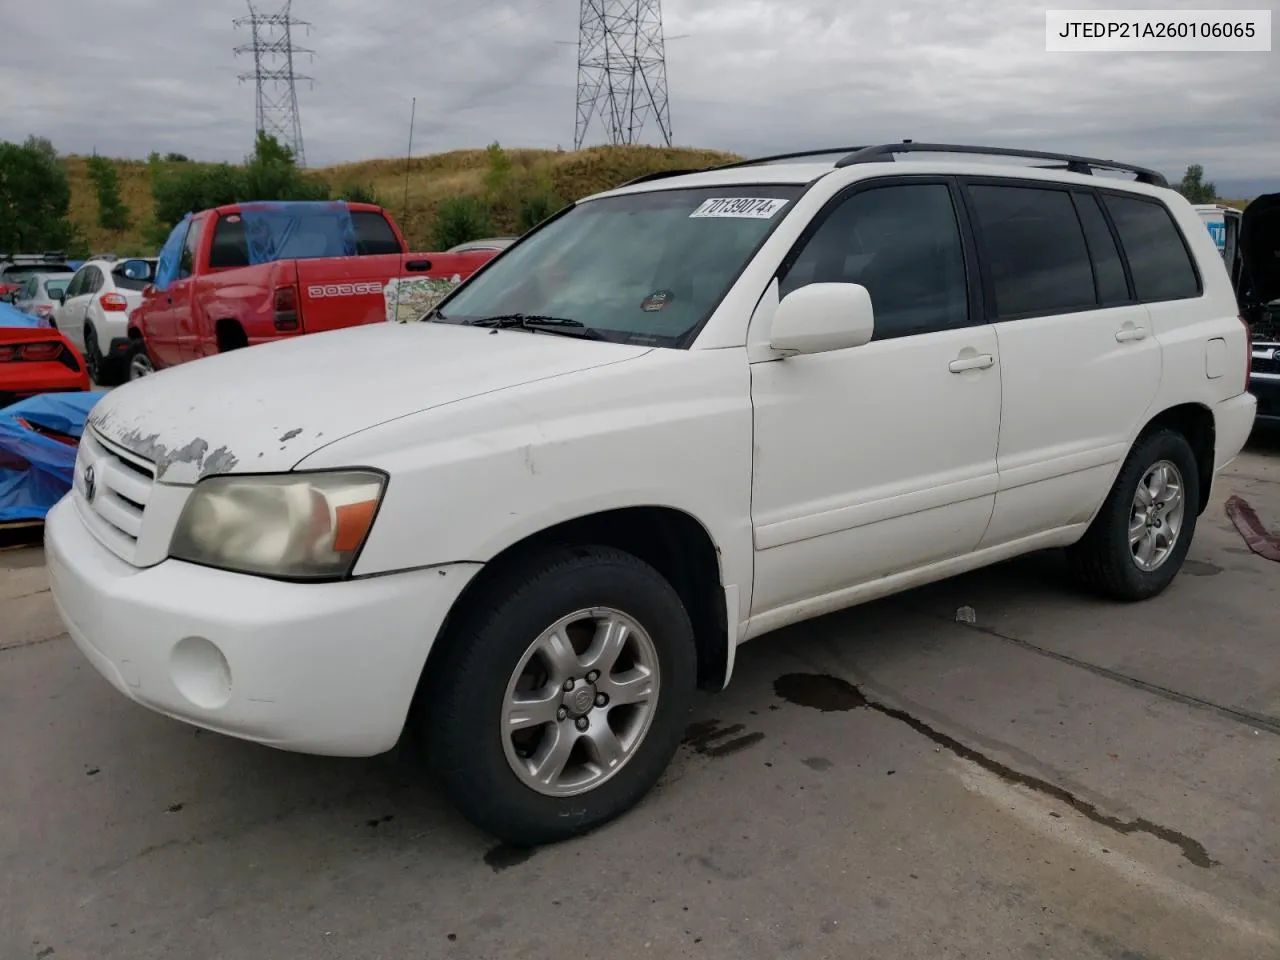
[1,323,91,408]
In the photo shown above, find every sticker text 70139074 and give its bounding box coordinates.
[689,197,790,219]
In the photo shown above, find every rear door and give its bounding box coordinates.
[965,179,1164,547]
[58,266,98,351]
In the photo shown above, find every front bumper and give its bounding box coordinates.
[1249,375,1280,424]
[44,495,479,756]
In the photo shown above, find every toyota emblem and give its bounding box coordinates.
[83,464,96,503]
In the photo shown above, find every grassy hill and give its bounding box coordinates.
[65,145,742,256]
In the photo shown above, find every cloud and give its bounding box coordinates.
[0,0,1273,183]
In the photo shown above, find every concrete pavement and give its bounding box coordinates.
[2,430,1278,960]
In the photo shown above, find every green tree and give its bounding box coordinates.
[0,136,76,251]
[433,195,494,249]
[148,133,332,238]
[1175,164,1217,203]
[87,154,131,231]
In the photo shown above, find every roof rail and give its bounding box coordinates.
[619,168,706,187]
[712,147,869,170]
[833,142,1169,187]
[618,147,874,187]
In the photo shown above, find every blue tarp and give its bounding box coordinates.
[0,391,105,523]
[154,212,192,293]
[240,201,357,263]
[0,301,45,329]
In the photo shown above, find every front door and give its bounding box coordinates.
[748,179,1002,622]
[57,266,98,352]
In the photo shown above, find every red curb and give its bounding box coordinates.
[1224,495,1280,563]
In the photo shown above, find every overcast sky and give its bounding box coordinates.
[1,0,1275,189]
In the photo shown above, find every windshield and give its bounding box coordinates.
[431,185,804,346]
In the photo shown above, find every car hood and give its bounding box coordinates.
[1241,192,1280,307]
[86,322,651,483]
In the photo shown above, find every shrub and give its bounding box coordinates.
[518,191,560,232]
[433,195,494,250]
[338,183,379,204]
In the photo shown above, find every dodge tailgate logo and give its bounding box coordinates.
[308,282,385,298]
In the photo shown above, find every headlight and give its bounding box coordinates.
[169,470,387,580]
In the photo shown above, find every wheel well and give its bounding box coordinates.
[1140,403,1215,514]
[438,507,729,692]
[127,326,143,341]
[215,319,248,352]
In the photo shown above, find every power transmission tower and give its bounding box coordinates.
[575,0,673,151]
[234,1,314,166]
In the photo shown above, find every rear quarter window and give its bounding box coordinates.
[1101,194,1201,302]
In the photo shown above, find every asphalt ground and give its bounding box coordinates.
[3,429,1278,960]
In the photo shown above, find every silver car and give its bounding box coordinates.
[14,271,75,325]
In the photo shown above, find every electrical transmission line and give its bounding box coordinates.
[234,1,314,166]
[575,0,673,150]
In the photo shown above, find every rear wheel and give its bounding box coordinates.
[420,545,697,846]
[1066,428,1200,601]
[85,326,126,386]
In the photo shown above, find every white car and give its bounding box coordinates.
[46,142,1256,845]
[53,258,157,385]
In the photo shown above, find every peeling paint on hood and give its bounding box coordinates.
[86,321,651,483]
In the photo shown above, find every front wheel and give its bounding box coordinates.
[1066,428,1200,601]
[126,341,155,380]
[420,545,697,845]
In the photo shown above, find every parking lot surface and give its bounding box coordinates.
[3,432,1279,960]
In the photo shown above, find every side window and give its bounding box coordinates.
[208,214,250,269]
[966,184,1095,319]
[22,277,37,299]
[780,182,969,340]
[351,211,402,256]
[1102,194,1200,302]
[180,217,205,279]
[1072,192,1130,305]
[86,267,104,294]
[66,268,86,298]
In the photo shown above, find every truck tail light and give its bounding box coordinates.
[100,292,130,312]
[274,285,299,331]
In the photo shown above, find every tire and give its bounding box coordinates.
[126,340,155,380]
[419,544,698,846]
[83,325,104,385]
[1066,428,1200,601]
[85,326,126,386]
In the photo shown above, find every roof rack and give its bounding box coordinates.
[618,147,872,187]
[620,168,706,187]
[712,147,869,170]
[833,142,1169,187]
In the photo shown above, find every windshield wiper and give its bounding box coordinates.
[464,313,607,340]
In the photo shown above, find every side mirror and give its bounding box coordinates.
[121,259,152,282]
[769,282,875,356]
[54,291,65,305]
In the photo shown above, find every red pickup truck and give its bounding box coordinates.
[125,201,498,378]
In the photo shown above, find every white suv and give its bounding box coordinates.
[45,143,1257,845]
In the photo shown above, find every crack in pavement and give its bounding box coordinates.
[935,615,1280,738]
[0,632,66,654]
[774,672,1219,869]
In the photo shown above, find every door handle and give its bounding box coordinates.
[405,259,432,272]
[1115,326,1148,342]
[949,353,995,373]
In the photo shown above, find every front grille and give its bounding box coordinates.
[74,428,157,565]
[1252,353,1280,376]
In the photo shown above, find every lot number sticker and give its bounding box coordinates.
[690,197,789,219]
